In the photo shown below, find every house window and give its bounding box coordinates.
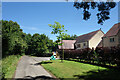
[77,44,81,48]
[83,43,86,46]
[110,38,115,42]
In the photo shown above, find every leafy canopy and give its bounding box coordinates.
[48,21,67,43]
[2,20,56,57]
[73,0,116,25]
[2,20,28,56]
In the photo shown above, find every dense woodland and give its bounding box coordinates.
[2,20,77,57]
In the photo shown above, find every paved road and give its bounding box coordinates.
[14,56,54,80]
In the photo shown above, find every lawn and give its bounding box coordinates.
[1,55,21,79]
[41,60,120,80]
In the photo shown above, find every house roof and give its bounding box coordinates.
[104,23,120,37]
[58,40,76,49]
[75,29,103,43]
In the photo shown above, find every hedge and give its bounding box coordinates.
[58,47,120,67]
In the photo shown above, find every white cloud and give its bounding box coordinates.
[20,25,50,33]
[29,27,38,31]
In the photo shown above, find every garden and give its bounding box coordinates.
[58,47,120,68]
[41,60,120,80]
[41,46,120,80]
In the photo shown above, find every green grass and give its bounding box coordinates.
[1,55,21,79]
[41,60,120,80]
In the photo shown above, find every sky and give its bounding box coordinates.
[2,2,119,41]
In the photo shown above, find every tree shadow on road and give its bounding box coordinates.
[33,61,53,66]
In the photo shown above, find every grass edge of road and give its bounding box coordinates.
[40,63,58,79]
[12,55,23,79]
[1,55,22,79]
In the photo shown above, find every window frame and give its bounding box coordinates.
[83,43,86,46]
[110,37,115,42]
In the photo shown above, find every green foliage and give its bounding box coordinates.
[93,49,99,63]
[28,33,55,56]
[73,1,116,25]
[48,21,67,42]
[49,21,67,61]
[2,20,55,57]
[61,33,78,40]
[2,20,27,57]
[1,55,21,79]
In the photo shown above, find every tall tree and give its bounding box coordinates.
[49,21,67,62]
[29,33,53,56]
[2,20,27,57]
[24,33,32,55]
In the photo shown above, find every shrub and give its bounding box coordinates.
[58,46,120,67]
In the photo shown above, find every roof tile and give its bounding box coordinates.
[76,29,102,43]
[104,23,120,37]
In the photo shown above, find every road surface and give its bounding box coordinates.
[14,56,55,80]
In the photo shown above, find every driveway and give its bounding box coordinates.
[14,56,55,80]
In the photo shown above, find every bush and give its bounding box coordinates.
[58,46,120,67]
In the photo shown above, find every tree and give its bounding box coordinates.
[2,20,56,57]
[47,40,55,52]
[23,33,32,55]
[62,34,78,40]
[30,33,46,56]
[73,0,116,25]
[2,20,27,57]
[29,33,54,56]
[48,21,67,62]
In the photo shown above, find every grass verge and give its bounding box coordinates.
[41,60,120,80]
[1,55,21,79]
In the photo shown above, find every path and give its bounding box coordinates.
[14,56,55,80]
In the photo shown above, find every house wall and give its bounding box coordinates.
[118,30,120,44]
[89,31,104,49]
[58,40,76,49]
[103,35,119,47]
[75,42,88,49]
